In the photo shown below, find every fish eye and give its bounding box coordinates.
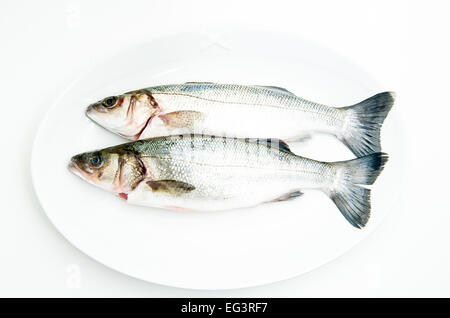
[89,153,103,168]
[102,96,118,108]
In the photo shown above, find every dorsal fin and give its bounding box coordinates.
[184,82,215,84]
[183,83,295,95]
[256,85,295,95]
[245,138,293,153]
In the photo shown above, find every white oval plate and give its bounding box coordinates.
[31,30,403,290]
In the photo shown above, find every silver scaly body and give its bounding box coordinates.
[128,135,333,211]
[86,83,394,156]
[140,83,344,140]
[69,135,388,228]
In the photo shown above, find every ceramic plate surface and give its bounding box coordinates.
[31,30,403,289]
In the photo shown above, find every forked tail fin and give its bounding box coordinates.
[339,92,395,157]
[328,152,389,228]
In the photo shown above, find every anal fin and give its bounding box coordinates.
[267,190,303,203]
[283,134,313,143]
[247,138,293,153]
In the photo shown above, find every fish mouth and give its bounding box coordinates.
[85,105,96,120]
[85,107,113,132]
[85,104,107,121]
[68,159,89,180]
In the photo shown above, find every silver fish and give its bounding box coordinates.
[86,83,395,156]
[68,135,388,228]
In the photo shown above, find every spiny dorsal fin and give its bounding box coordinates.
[183,82,295,96]
[146,180,195,195]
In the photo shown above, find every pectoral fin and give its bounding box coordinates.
[146,180,195,195]
[158,111,205,129]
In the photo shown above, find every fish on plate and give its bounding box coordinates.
[68,135,388,228]
[85,82,395,156]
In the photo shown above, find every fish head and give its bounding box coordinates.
[85,90,160,140]
[68,146,145,196]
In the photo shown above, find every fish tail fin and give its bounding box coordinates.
[339,92,395,157]
[327,152,389,228]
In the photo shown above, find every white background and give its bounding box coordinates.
[1,0,448,296]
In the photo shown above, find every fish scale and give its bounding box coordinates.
[129,136,331,209]
[150,83,328,111]
[70,135,388,228]
[86,83,394,156]
[143,84,345,145]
